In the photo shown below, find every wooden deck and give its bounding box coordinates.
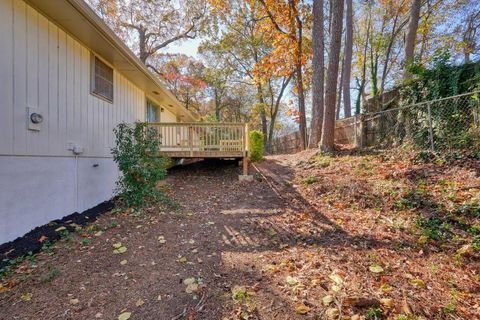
[148,122,249,160]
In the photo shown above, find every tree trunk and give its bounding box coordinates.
[308,0,325,148]
[320,0,344,152]
[138,27,149,64]
[342,0,353,118]
[356,8,371,114]
[404,0,421,79]
[296,18,307,150]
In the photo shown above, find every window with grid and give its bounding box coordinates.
[146,100,160,122]
[91,56,113,102]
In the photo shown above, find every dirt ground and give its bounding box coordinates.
[0,153,479,319]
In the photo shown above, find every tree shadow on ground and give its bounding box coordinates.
[166,158,423,318]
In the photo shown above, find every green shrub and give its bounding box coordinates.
[111,122,169,208]
[301,176,318,185]
[249,130,264,162]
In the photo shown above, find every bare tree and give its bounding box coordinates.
[320,0,344,152]
[342,0,353,118]
[87,0,206,64]
[309,0,325,148]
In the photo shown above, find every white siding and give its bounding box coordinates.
[0,0,14,154]
[162,108,177,122]
[0,0,187,245]
[0,0,148,158]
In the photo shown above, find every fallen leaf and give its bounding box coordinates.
[268,229,278,237]
[295,302,311,315]
[69,298,79,305]
[120,260,128,265]
[322,295,334,306]
[118,312,131,320]
[157,236,166,245]
[20,293,32,301]
[402,297,412,315]
[410,278,425,288]
[113,246,127,254]
[94,231,103,237]
[286,276,299,285]
[325,308,339,320]
[178,257,187,263]
[380,283,393,293]
[380,298,394,308]
[38,235,48,242]
[136,299,145,307]
[183,278,196,285]
[113,242,123,249]
[457,244,473,256]
[311,278,321,287]
[185,283,198,294]
[329,272,343,285]
[369,264,384,273]
[265,264,279,273]
[418,235,428,245]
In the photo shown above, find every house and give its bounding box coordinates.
[0,0,197,244]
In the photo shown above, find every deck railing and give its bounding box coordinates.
[147,122,248,158]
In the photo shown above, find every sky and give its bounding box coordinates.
[164,38,203,57]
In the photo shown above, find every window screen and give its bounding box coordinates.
[91,56,113,102]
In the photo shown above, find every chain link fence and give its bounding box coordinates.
[271,91,480,157]
[360,91,480,157]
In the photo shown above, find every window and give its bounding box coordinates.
[91,55,113,102]
[146,100,160,123]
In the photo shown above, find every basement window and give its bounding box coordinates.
[91,55,113,102]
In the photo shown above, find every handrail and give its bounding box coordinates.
[147,122,248,158]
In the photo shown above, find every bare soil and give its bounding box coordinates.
[0,154,479,320]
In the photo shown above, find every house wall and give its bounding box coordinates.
[0,0,176,244]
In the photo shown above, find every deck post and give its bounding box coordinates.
[239,123,253,181]
[243,156,249,175]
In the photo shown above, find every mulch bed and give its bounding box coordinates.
[0,201,114,270]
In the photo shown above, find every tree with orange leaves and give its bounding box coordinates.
[253,0,312,150]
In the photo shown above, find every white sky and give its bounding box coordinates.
[164,38,203,57]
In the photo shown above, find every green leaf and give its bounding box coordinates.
[369,264,384,273]
[118,312,131,320]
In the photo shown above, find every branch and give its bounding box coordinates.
[257,0,289,35]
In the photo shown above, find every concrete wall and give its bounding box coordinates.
[0,155,119,244]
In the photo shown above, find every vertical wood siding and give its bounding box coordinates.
[0,0,147,158]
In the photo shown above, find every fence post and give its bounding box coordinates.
[354,114,358,147]
[358,114,364,148]
[427,102,435,152]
